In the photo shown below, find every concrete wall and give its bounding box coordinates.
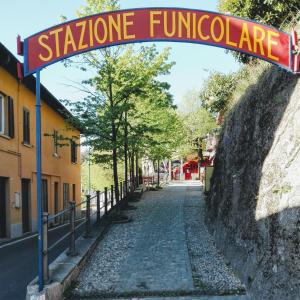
[0,66,81,239]
[206,65,300,299]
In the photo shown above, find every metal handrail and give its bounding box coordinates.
[42,177,139,286]
[48,207,71,222]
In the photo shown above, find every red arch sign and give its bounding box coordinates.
[22,8,298,75]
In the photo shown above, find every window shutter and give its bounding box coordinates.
[23,110,26,142]
[23,109,30,144]
[74,142,77,163]
[23,110,27,142]
[71,141,77,163]
[27,111,30,143]
[8,97,14,138]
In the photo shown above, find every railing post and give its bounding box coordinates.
[84,195,91,238]
[96,191,100,223]
[104,187,108,215]
[42,212,49,284]
[68,201,76,256]
[120,182,123,201]
[111,185,114,207]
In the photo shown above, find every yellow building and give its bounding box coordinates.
[0,43,81,239]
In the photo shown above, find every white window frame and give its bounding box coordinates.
[0,94,5,135]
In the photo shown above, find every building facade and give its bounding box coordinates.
[0,43,81,239]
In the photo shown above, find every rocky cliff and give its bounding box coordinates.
[206,65,300,299]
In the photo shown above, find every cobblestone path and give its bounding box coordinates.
[69,182,247,300]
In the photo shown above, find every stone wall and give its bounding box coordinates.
[206,65,300,299]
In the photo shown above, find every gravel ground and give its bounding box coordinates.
[69,182,246,299]
[183,186,245,294]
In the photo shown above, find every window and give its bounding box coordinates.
[71,141,77,163]
[23,108,30,144]
[0,93,14,138]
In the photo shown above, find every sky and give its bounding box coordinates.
[0,0,241,107]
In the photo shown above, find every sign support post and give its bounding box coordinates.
[35,70,44,292]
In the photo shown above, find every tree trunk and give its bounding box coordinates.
[124,111,128,195]
[135,152,139,187]
[108,68,119,204]
[131,151,135,189]
[157,160,160,187]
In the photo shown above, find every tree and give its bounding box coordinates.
[65,45,174,199]
[174,85,220,160]
[199,72,237,114]
[177,89,202,114]
[63,1,177,202]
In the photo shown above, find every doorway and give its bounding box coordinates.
[54,182,59,215]
[21,179,31,233]
[63,183,69,221]
[0,177,7,238]
[63,183,69,209]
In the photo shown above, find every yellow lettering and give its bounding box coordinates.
[267,31,279,61]
[76,21,88,51]
[253,26,266,55]
[239,23,252,51]
[64,25,77,55]
[150,11,162,38]
[123,12,135,40]
[38,35,53,62]
[211,17,224,43]
[49,27,63,57]
[94,17,108,44]
[163,11,176,37]
[89,19,94,47]
[192,13,197,39]
[198,15,210,41]
[178,12,191,38]
[108,14,122,42]
[226,18,237,47]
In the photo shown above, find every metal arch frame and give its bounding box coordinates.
[22,7,296,76]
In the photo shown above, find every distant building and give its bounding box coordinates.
[0,43,81,239]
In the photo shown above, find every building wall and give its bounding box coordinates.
[0,66,80,239]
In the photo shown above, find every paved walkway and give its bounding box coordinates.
[69,182,247,300]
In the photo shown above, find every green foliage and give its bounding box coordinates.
[219,0,298,27]
[81,160,125,192]
[183,108,216,140]
[77,0,119,17]
[199,72,237,114]
[218,0,300,63]
[65,45,175,163]
[176,90,217,158]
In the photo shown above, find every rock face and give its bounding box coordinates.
[206,66,300,300]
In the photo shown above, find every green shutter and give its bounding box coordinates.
[8,97,14,138]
